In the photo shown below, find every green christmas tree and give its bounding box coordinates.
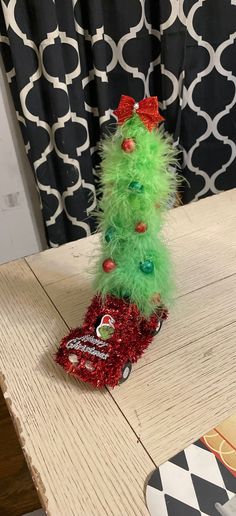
[94,96,177,317]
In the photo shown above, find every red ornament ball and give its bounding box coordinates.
[102,258,116,273]
[135,222,147,233]
[121,138,136,153]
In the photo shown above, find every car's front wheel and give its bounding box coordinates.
[119,362,132,384]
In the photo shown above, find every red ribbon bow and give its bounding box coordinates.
[114,95,164,132]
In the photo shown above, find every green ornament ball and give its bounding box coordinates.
[128,181,144,194]
[140,260,154,274]
[105,227,115,243]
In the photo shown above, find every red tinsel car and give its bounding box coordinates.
[56,294,167,388]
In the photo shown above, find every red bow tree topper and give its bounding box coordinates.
[114,95,164,132]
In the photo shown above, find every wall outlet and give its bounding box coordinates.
[1,191,21,210]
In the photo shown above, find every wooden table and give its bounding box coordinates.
[0,190,236,516]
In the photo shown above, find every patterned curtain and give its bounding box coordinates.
[162,1,236,202]
[0,1,235,246]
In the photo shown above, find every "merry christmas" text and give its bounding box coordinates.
[66,338,109,360]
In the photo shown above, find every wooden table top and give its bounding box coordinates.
[0,190,236,516]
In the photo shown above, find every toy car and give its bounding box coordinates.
[56,294,168,388]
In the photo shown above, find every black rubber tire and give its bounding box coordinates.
[150,319,163,337]
[119,362,132,384]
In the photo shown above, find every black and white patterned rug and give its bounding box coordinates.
[146,440,236,516]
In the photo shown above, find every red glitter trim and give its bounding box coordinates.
[55,294,168,388]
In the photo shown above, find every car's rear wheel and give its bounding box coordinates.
[119,362,132,384]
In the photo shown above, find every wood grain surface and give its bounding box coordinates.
[0,260,152,516]
[111,321,236,465]
[26,190,236,287]
[0,189,236,516]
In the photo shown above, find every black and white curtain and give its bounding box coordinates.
[0,0,235,246]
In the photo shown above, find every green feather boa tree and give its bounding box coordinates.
[94,114,178,317]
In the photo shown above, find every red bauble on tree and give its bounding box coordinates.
[102,258,116,273]
[135,222,147,233]
[121,138,136,153]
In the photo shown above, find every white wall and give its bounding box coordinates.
[0,58,47,265]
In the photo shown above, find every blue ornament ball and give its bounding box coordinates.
[128,181,144,194]
[105,227,115,243]
[140,260,154,274]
